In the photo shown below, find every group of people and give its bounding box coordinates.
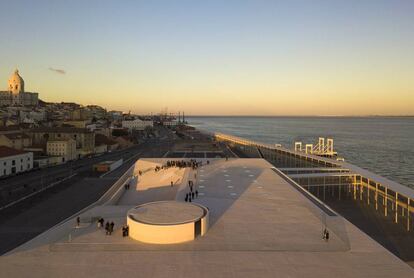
[122,225,129,237]
[105,221,115,235]
[163,159,204,170]
[97,217,129,237]
[124,182,131,190]
[97,217,105,228]
[185,180,199,202]
[97,217,115,236]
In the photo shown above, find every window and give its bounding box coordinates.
[12,160,15,166]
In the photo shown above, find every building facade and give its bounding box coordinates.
[122,119,153,131]
[28,127,95,157]
[47,139,77,162]
[0,146,33,177]
[0,70,39,106]
[0,132,32,150]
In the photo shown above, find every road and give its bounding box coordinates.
[0,135,173,255]
[0,146,142,207]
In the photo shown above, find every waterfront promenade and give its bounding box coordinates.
[0,128,230,255]
[1,158,413,277]
[216,132,414,265]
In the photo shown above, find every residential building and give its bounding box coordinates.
[70,108,91,121]
[107,110,123,121]
[28,127,95,157]
[0,146,33,177]
[122,119,153,131]
[114,136,133,148]
[62,120,88,128]
[0,132,32,150]
[163,120,178,127]
[47,139,77,162]
[33,156,64,168]
[19,109,46,123]
[95,134,118,153]
[87,105,107,120]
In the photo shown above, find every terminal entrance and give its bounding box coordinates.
[195,219,201,237]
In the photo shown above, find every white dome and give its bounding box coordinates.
[8,69,25,94]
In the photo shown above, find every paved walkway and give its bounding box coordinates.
[1,158,413,278]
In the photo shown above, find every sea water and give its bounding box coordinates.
[188,116,414,188]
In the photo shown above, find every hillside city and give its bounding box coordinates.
[0,69,190,205]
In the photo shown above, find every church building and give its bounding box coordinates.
[0,69,39,106]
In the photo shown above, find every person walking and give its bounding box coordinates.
[105,222,110,235]
[171,181,174,187]
[110,222,115,235]
[323,228,330,241]
[195,190,198,198]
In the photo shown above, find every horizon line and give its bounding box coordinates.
[182,114,414,118]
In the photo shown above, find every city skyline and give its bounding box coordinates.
[1,0,413,116]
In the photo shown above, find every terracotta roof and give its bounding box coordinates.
[95,134,117,146]
[0,126,21,132]
[3,132,30,140]
[0,146,29,158]
[29,127,93,134]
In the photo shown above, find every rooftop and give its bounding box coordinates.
[0,146,28,158]
[95,134,117,146]
[30,127,93,134]
[1,132,30,140]
[129,201,205,225]
[1,158,412,277]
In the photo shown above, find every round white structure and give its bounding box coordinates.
[127,201,209,244]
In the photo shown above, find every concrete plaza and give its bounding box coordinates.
[0,158,412,277]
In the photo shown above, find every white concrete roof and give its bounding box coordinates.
[129,201,204,225]
[0,158,412,278]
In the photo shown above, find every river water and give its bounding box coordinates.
[187,116,414,188]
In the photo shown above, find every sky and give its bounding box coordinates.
[0,0,413,116]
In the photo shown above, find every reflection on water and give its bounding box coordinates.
[188,116,414,188]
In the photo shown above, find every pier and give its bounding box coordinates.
[215,132,414,263]
[1,157,413,277]
[1,131,414,277]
